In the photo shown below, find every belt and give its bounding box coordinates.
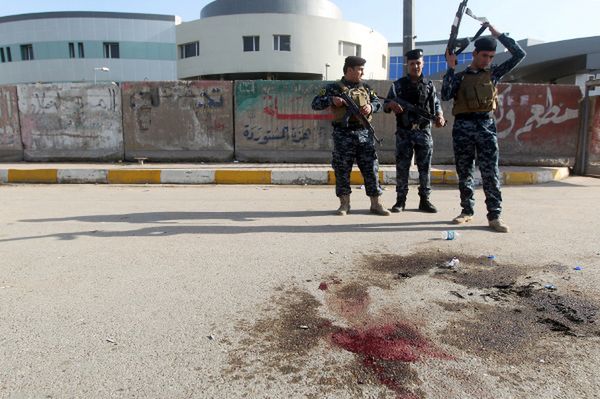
[454,112,494,121]
[400,121,431,131]
[332,122,364,130]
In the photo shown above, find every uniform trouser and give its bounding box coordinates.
[395,128,433,200]
[452,118,502,221]
[331,127,383,197]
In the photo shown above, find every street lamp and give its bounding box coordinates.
[93,67,110,84]
[325,63,331,80]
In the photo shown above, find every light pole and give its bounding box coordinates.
[403,0,415,76]
[325,63,331,80]
[93,67,110,84]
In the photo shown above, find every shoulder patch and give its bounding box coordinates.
[318,88,326,96]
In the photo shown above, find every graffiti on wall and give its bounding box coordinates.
[242,124,327,145]
[122,81,233,154]
[17,84,123,152]
[235,80,334,149]
[496,84,580,143]
[128,84,228,132]
[0,88,20,147]
[22,87,120,132]
[590,98,600,157]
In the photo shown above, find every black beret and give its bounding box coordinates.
[474,37,497,52]
[344,56,366,69]
[405,49,423,60]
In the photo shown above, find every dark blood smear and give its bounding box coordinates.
[319,282,329,291]
[331,322,451,399]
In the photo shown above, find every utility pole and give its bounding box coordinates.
[403,0,415,76]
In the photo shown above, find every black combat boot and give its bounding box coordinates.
[390,196,406,213]
[418,196,438,213]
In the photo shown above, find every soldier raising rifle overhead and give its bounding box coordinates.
[442,21,526,233]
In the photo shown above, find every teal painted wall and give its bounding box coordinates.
[0,41,176,62]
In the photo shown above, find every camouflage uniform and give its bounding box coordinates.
[441,34,526,221]
[385,77,442,202]
[311,78,383,197]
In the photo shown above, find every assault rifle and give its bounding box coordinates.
[381,96,447,127]
[338,91,382,144]
[447,1,488,56]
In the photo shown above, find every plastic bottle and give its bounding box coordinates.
[445,257,460,268]
[487,255,496,267]
[441,230,459,240]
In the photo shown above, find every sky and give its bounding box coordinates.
[1,0,599,43]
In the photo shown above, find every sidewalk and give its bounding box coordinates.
[0,163,570,185]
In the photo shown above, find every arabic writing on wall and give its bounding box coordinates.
[242,124,322,145]
[17,85,123,149]
[496,85,580,142]
[26,87,118,115]
[128,85,227,131]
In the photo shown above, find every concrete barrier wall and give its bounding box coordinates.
[0,86,23,161]
[122,81,234,162]
[4,80,583,165]
[375,82,581,166]
[494,84,581,166]
[587,96,600,175]
[234,80,333,162]
[234,80,581,166]
[17,83,123,161]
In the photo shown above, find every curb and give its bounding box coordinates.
[0,167,570,185]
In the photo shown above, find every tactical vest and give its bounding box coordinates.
[400,77,429,110]
[397,77,433,129]
[332,81,373,123]
[452,70,498,115]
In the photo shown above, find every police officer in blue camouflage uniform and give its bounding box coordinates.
[442,23,526,233]
[384,49,446,213]
[311,56,390,216]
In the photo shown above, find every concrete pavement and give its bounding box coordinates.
[0,179,599,398]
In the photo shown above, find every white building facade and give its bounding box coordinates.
[176,0,388,80]
[0,12,178,84]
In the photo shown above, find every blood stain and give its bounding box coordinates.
[330,322,451,398]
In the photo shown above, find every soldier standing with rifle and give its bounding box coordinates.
[311,56,390,216]
[442,22,526,232]
[384,49,446,213]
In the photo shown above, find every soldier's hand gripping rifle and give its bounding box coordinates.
[447,1,488,56]
[381,96,448,128]
[338,91,382,144]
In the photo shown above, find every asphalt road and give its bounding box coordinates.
[1,179,599,398]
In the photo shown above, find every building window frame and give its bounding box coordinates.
[78,42,85,58]
[338,41,361,57]
[273,35,291,52]
[6,47,12,62]
[103,42,120,59]
[68,42,75,59]
[0,48,5,63]
[243,36,260,52]
[179,41,200,59]
[20,44,34,61]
